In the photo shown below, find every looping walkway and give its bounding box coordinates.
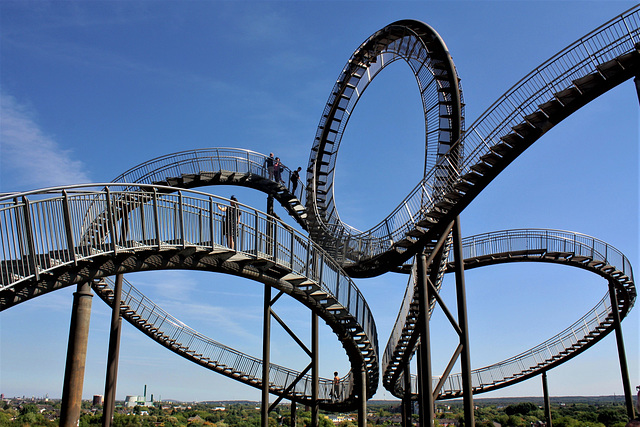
[92,275,354,407]
[383,229,635,399]
[0,184,377,409]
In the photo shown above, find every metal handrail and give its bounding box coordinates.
[96,275,351,401]
[0,183,378,400]
[112,148,306,203]
[328,6,640,266]
[385,228,635,397]
[430,293,613,395]
[457,229,634,279]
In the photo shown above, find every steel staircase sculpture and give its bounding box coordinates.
[383,229,635,399]
[0,5,638,411]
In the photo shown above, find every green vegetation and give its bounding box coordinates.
[0,398,634,427]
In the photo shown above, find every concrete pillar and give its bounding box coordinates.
[60,282,93,427]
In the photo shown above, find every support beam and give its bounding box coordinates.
[452,217,474,427]
[417,347,425,427]
[291,402,297,427]
[402,362,412,427]
[542,371,552,427]
[608,281,635,420]
[311,313,319,427]
[417,253,434,427]
[634,76,640,105]
[103,275,124,427]
[60,282,93,427]
[262,285,272,427]
[358,366,367,427]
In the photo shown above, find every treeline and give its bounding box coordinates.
[0,399,634,427]
[448,401,632,427]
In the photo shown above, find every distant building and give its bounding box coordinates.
[327,414,355,424]
[93,395,104,406]
[124,395,154,408]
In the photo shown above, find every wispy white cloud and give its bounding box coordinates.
[0,93,91,192]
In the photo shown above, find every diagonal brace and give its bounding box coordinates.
[268,363,312,412]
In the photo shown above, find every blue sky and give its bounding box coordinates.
[1,1,638,403]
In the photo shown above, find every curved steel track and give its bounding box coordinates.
[384,229,635,399]
[0,185,377,410]
[0,6,638,409]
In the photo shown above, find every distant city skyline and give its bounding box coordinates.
[1,1,637,403]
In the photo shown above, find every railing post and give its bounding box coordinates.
[140,195,148,245]
[153,189,161,250]
[209,197,215,250]
[178,191,185,248]
[255,212,260,256]
[20,196,39,281]
[106,188,118,255]
[62,191,78,266]
[290,230,295,270]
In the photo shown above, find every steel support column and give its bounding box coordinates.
[608,281,635,420]
[452,217,474,427]
[417,253,434,427]
[542,371,552,427]
[262,284,272,427]
[634,76,640,105]
[311,313,319,427]
[291,402,297,427]
[416,347,425,427]
[103,275,123,427]
[402,361,412,427]
[359,365,367,427]
[60,282,93,427]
